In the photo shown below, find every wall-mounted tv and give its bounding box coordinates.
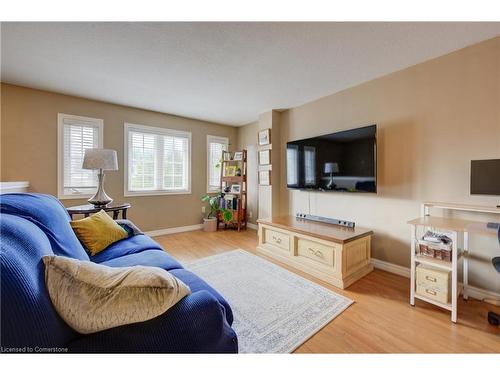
[286,124,377,193]
[470,159,500,195]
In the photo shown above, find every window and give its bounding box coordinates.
[207,135,229,192]
[124,123,191,196]
[57,113,103,199]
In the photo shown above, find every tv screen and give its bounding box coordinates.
[471,159,500,195]
[286,125,377,193]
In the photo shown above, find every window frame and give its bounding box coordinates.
[206,135,229,193]
[57,113,104,200]
[124,122,192,197]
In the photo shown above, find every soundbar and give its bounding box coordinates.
[295,213,355,228]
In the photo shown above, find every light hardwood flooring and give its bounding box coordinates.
[156,228,500,353]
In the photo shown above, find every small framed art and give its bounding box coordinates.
[258,150,271,165]
[233,151,243,161]
[259,170,271,186]
[225,166,237,177]
[230,184,241,194]
[258,128,271,146]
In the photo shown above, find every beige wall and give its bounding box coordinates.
[1,84,238,231]
[240,36,500,292]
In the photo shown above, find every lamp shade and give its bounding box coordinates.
[324,162,339,174]
[82,149,118,171]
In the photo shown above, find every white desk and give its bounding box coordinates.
[408,202,500,323]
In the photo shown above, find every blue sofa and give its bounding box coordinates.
[0,193,238,353]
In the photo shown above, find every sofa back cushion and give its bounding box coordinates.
[0,193,89,260]
[0,214,78,348]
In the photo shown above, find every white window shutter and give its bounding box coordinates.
[58,114,103,198]
[207,136,228,192]
[125,123,191,195]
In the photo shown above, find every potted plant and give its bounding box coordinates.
[201,193,233,232]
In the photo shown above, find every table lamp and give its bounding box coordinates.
[324,162,339,189]
[82,149,118,207]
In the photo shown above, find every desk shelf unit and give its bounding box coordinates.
[408,202,500,323]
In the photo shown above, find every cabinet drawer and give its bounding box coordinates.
[263,228,290,251]
[297,238,335,267]
[416,284,450,304]
[416,264,450,289]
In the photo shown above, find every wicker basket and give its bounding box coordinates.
[418,239,452,262]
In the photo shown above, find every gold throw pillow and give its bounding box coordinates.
[43,255,191,334]
[70,210,128,255]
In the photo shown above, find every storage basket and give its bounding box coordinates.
[418,239,452,262]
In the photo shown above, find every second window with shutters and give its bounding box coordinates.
[124,123,191,196]
[207,135,229,192]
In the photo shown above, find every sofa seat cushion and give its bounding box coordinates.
[100,250,183,271]
[90,234,164,263]
[169,269,233,326]
[0,193,89,260]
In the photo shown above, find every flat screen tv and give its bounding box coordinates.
[286,124,377,193]
[470,159,500,195]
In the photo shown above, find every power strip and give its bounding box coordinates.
[295,213,355,228]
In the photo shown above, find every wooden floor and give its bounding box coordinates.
[156,228,500,353]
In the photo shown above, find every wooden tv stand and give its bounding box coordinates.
[257,216,374,289]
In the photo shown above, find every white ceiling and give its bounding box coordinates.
[1,22,499,126]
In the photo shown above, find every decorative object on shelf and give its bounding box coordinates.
[218,150,247,231]
[82,148,118,207]
[259,170,271,186]
[324,162,339,190]
[225,166,237,177]
[231,184,241,194]
[223,152,231,161]
[258,150,271,166]
[258,128,271,146]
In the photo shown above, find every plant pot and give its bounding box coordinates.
[203,217,218,232]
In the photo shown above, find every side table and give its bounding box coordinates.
[67,203,131,220]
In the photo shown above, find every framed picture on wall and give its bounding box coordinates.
[259,170,271,186]
[258,128,271,146]
[258,150,271,165]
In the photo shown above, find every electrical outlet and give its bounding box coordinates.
[201,206,206,214]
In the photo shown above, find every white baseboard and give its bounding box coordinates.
[247,222,258,230]
[145,224,203,237]
[371,258,500,302]
[371,258,411,278]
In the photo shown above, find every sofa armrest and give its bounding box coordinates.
[67,291,238,353]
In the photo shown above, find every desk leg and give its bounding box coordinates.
[463,231,469,301]
[410,224,416,306]
[113,211,119,220]
[451,231,458,323]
